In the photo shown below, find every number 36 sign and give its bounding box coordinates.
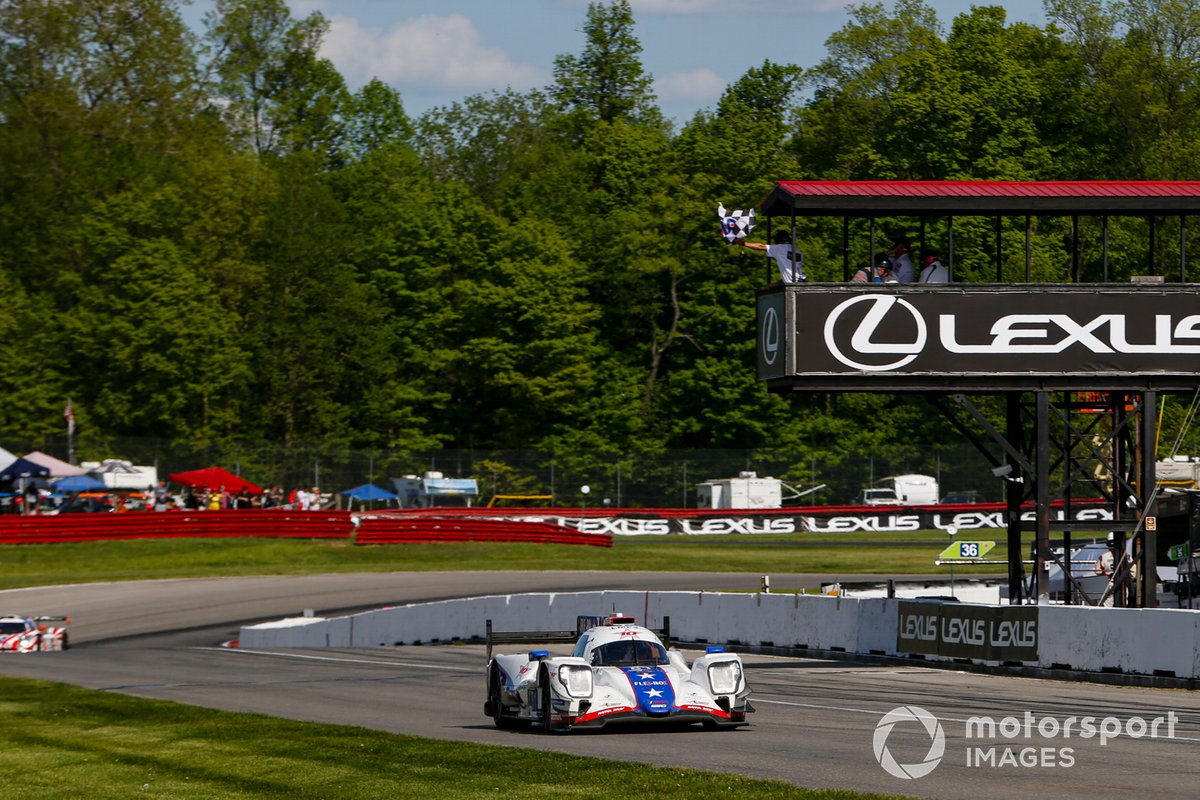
[938,540,996,560]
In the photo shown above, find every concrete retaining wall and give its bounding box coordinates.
[238,592,1200,680]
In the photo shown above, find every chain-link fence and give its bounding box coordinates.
[1,433,1057,507]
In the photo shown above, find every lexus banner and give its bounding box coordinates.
[897,600,1038,662]
[758,285,1200,390]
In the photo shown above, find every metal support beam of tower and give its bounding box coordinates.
[1035,393,1051,604]
[1006,394,1025,604]
[1141,392,1159,607]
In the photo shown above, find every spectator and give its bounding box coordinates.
[918,250,949,283]
[153,480,171,512]
[851,253,898,283]
[889,237,915,283]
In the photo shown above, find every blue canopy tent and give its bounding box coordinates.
[0,457,51,514]
[340,483,397,509]
[0,457,50,482]
[53,475,108,493]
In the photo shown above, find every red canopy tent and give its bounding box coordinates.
[168,467,262,495]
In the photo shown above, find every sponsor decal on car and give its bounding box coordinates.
[621,666,676,714]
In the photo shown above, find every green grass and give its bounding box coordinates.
[0,676,906,800]
[0,531,1013,589]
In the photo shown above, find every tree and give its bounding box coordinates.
[551,0,661,130]
[204,0,348,157]
[343,79,412,161]
[794,0,942,177]
[0,0,205,290]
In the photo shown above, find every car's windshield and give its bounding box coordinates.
[0,621,28,634]
[590,639,669,666]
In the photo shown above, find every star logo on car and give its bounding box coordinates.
[646,688,664,698]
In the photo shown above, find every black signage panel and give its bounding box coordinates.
[757,292,788,380]
[897,601,1039,662]
[759,285,1200,391]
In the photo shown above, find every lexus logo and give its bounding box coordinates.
[761,305,780,366]
[824,295,927,371]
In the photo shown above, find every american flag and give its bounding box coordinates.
[64,399,74,435]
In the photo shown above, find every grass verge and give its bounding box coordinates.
[0,676,905,800]
[0,532,1019,590]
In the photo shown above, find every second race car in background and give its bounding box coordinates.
[0,615,70,652]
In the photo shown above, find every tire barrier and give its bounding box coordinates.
[0,510,353,544]
[352,514,612,547]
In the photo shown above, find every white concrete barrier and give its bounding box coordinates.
[237,592,1200,680]
[1039,605,1200,677]
[856,597,900,655]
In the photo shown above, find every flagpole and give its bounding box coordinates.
[65,399,75,465]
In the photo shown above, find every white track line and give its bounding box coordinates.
[193,646,477,672]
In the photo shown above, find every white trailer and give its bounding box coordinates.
[80,459,158,491]
[696,472,783,509]
[392,471,479,508]
[873,473,939,505]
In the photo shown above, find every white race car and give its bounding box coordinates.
[0,615,70,652]
[484,614,752,732]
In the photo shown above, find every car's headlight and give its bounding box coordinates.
[558,665,593,698]
[707,660,742,695]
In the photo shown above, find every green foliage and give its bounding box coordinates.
[2,0,1200,474]
[551,0,661,129]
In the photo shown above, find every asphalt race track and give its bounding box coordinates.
[1,571,1198,799]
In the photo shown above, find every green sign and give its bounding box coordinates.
[939,540,996,560]
[1168,543,1190,562]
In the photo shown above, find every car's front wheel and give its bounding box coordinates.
[488,665,525,730]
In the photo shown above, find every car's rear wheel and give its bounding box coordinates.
[489,665,523,729]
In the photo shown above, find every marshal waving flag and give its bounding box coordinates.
[718,203,755,244]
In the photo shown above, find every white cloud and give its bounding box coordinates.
[320,13,546,93]
[653,67,726,105]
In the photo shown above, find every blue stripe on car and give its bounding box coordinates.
[620,666,675,714]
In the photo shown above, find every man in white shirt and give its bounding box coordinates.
[889,237,915,283]
[740,230,806,284]
[918,251,949,282]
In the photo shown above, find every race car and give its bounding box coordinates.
[0,615,70,653]
[484,614,752,732]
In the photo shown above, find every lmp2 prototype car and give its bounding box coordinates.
[0,615,70,653]
[484,614,752,732]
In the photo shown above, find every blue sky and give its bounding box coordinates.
[187,1,1049,126]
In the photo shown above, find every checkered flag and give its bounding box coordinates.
[718,203,755,244]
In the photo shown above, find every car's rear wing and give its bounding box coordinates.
[485,615,671,660]
[33,616,69,625]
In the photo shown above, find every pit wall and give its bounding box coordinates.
[238,591,1200,680]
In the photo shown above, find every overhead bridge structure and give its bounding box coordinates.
[754,180,1200,607]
